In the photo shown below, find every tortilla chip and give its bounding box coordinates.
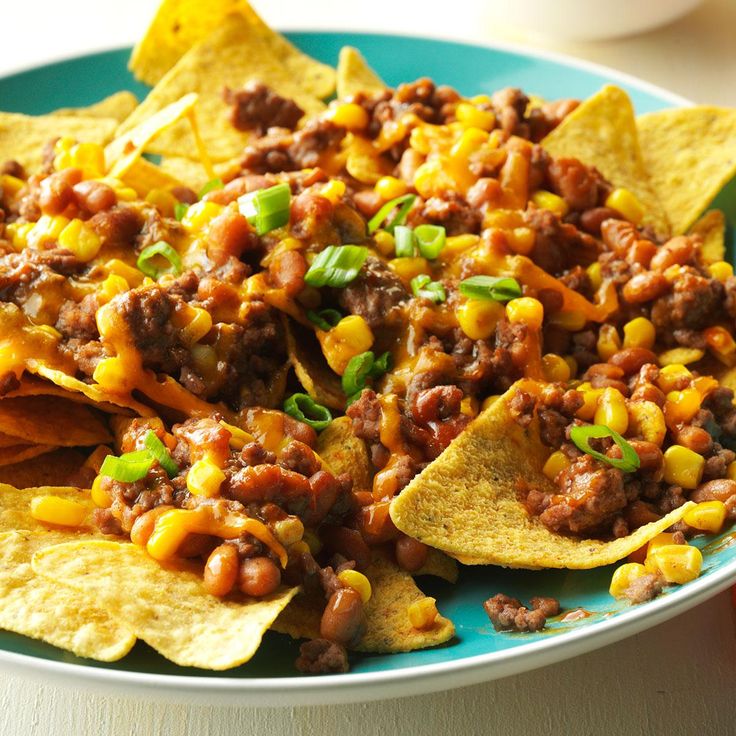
[542,85,669,238]
[286,321,346,411]
[316,416,371,492]
[118,156,185,196]
[52,91,139,123]
[0,484,95,532]
[637,107,736,235]
[0,445,56,467]
[273,554,454,653]
[0,449,88,490]
[130,0,334,98]
[390,384,694,569]
[690,210,727,264]
[32,540,299,669]
[345,135,392,185]
[336,47,387,99]
[159,155,242,191]
[0,396,111,447]
[0,530,136,661]
[416,548,459,583]
[0,112,118,174]
[120,14,325,163]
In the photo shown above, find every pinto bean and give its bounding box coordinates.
[38,167,83,215]
[72,180,116,214]
[269,249,307,296]
[207,209,254,264]
[626,240,657,268]
[650,236,695,271]
[322,526,371,571]
[630,383,666,406]
[579,207,619,236]
[395,535,429,572]
[129,504,173,546]
[622,272,669,304]
[203,543,239,596]
[609,347,658,376]
[320,587,366,646]
[238,556,282,597]
[410,385,463,425]
[675,426,713,455]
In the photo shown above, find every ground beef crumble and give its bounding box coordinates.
[483,593,560,632]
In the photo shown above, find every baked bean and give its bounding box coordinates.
[398,148,424,184]
[0,160,25,178]
[89,206,141,244]
[630,383,666,407]
[691,479,736,503]
[625,500,662,528]
[353,189,382,217]
[585,363,624,380]
[72,180,116,214]
[207,209,254,264]
[579,207,619,236]
[322,526,371,571]
[650,236,694,271]
[536,288,564,315]
[178,533,214,558]
[622,272,669,304]
[395,535,429,572]
[609,440,663,478]
[466,177,502,209]
[204,543,239,596]
[171,186,198,204]
[411,385,463,425]
[282,414,318,447]
[320,587,366,646]
[609,347,658,376]
[675,426,713,455]
[238,556,282,597]
[38,167,83,215]
[129,505,173,546]
[269,249,307,296]
[601,219,638,255]
[626,240,657,268]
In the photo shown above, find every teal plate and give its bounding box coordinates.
[1,32,735,706]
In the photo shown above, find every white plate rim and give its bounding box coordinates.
[1,31,724,706]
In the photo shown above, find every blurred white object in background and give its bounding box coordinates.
[484,0,704,40]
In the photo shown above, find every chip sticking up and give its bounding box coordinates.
[690,209,727,264]
[0,530,136,662]
[316,416,372,491]
[130,0,335,98]
[52,91,139,123]
[336,47,388,99]
[390,383,694,569]
[32,539,299,669]
[159,155,242,191]
[120,14,325,163]
[0,111,117,173]
[542,85,669,238]
[637,106,736,235]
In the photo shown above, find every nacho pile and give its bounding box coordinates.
[1,0,736,673]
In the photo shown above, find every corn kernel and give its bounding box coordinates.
[456,299,505,340]
[93,356,132,391]
[289,541,310,558]
[683,500,727,534]
[273,516,305,547]
[627,400,666,446]
[605,188,644,225]
[145,188,177,217]
[302,528,323,556]
[326,102,369,131]
[594,387,629,435]
[460,396,478,418]
[30,495,86,527]
[597,324,622,361]
[657,348,704,367]
[647,544,703,585]
[483,209,522,230]
[506,226,536,255]
[728,461,736,481]
[623,317,655,350]
[708,261,733,282]
[337,569,373,603]
[705,326,736,357]
[442,234,479,259]
[387,256,429,281]
[609,562,647,599]
[455,102,496,131]
[373,230,395,257]
[90,475,112,508]
[57,218,102,262]
[105,258,144,286]
[563,355,578,377]
[98,274,129,303]
[5,221,34,250]
[586,262,603,291]
[0,174,25,197]
[647,532,681,556]
[318,315,374,375]
[542,354,571,383]
[481,395,501,411]
[692,375,719,399]
[320,179,346,204]
[506,297,544,329]
[374,176,408,201]
[219,420,255,450]
[543,450,570,480]
[187,458,226,498]
[450,127,489,159]
[181,201,223,232]
[531,189,569,218]
[27,214,69,249]
[68,142,105,179]
[407,596,439,630]
[663,445,705,489]
[549,310,587,332]
[657,364,692,393]
[576,385,603,421]
[664,388,701,425]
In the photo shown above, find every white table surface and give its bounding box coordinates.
[2,1,736,734]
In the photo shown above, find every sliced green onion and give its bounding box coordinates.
[304,245,368,288]
[307,308,343,331]
[569,424,641,473]
[174,202,189,221]
[99,451,154,483]
[368,194,416,234]
[199,177,224,198]
[283,393,332,431]
[238,182,291,235]
[136,241,182,280]
[459,275,522,303]
[394,226,416,258]
[342,351,376,397]
[410,274,446,304]
[143,430,179,477]
[414,224,446,259]
[370,351,392,378]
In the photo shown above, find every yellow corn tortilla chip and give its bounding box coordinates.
[0,530,136,661]
[637,107,736,235]
[336,47,387,100]
[120,14,325,163]
[159,155,242,191]
[417,548,459,583]
[52,91,139,123]
[0,448,88,490]
[0,484,95,532]
[690,210,727,264]
[0,445,56,467]
[273,554,454,653]
[32,540,299,670]
[542,85,669,238]
[316,416,372,492]
[390,384,694,569]
[286,321,346,412]
[130,0,334,98]
[0,396,111,447]
[345,135,392,185]
[0,111,118,174]
[119,156,185,196]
